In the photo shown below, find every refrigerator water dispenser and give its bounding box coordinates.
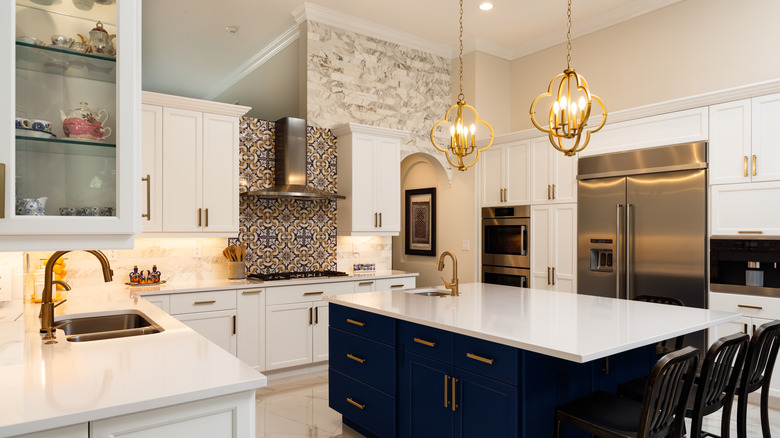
[590,249,613,272]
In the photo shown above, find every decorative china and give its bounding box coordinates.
[16,197,48,216]
[60,101,111,140]
[51,35,74,48]
[15,117,56,138]
[86,21,116,57]
[16,36,44,46]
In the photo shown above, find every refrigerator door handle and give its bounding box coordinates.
[626,204,633,299]
[616,204,623,299]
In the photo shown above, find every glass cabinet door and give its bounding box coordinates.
[1,1,140,250]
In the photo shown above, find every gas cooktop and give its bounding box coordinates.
[247,270,349,282]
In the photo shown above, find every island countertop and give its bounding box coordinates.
[325,282,740,363]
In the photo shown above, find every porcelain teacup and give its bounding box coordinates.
[16,197,48,216]
[31,119,52,133]
[51,35,74,48]
[17,36,44,46]
[15,117,31,129]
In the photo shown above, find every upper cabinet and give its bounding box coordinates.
[480,140,530,207]
[530,137,577,204]
[333,123,409,236]
[710,95,780,185]
[0,1,141,250]
[140,92,249,236]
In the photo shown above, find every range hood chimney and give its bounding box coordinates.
[246,117,344,199]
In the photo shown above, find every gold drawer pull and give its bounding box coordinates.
[358,281,374,286]
[347,318,365,327]
[466,352,494,365]
[303,291,324,296]
[753,154,757,176]
[241,289,263,295]
[744,155,748,177]
[738,230,763,234]
[346,397,365,410]
[390,284,405,288]
[414,337,436,347]
[347,353,366,364]
[738,304,763,310]
[193,300,216,305]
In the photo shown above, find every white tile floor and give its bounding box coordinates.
[255,372,780,437]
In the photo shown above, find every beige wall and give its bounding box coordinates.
[510,0,780,131]
[473,52,512,136]
[392,154,477,288]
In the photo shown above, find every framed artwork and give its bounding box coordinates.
[405,187,436,256]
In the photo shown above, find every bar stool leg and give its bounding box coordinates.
[761,387,771,438]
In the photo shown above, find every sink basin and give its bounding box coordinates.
[405,288,451,297]
[54,309,164,342]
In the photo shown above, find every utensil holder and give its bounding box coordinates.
[227,261,246,279]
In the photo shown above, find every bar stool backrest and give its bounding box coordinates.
[741,320,780,395]
[638,346,699,438]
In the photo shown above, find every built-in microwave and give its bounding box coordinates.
[482,206,530,287]
[710,237,780,297]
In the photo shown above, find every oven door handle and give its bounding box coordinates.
[521,224,528,256]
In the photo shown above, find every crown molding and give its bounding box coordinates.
[463,37,513,61]
[295,2,452,59]
[332,123,410,139]
[142,91,251,117]
[203,24,300,100]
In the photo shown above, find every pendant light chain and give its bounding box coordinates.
[566,0,572,69]
[458,0,464,100]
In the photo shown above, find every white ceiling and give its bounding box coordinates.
[142,0,683,111]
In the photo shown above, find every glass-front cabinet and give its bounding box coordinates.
[1,1,140,250]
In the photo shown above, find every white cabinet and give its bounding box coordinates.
[140,92,249,235]
[235,287,265,371]
[530,137,577,204]
[353,276,417,293]
[711,181,780,236]
[333,123,409,236]
[1,2,141,250]
[144,293,169,313]
[480,140,530,206]
[90,390,254,438]
[709,292,780,398]
[530,204,577,292]
[264,282,353,370]
[169,290,237,356]
[17,423,87,438]
[710,95,780,185]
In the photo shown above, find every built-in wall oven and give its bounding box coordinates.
[482,206,530,287]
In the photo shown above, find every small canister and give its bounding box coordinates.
[228,261,246,279]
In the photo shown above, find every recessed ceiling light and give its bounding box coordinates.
[479,2,493,11]
[226,25,239,34]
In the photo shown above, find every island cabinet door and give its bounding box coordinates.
[399,352,455,438]
[453,367,518,438]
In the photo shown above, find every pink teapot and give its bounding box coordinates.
[59,102,111,140]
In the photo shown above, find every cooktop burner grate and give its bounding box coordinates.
[247,270,349,282]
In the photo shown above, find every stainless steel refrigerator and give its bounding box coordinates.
[577,142,708,312]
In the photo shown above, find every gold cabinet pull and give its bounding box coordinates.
[552,184,556,199]
[552,267,556,286]
[466,352,495,365]
[346,398,365,410]
[374,212,378,227]
[232,315,236,335]
[347,318,365,327]
[738,230,763,234]
[197,208,202,227]
[753,154,757,176]
[347,353,366,364]
[241,289,263,295]
[444,375,450,407]
[303,291,324,296]
[547,267,551,285]
[390,284,404,288]
[358,281,374,286]
[451,377,458,411]
[193,300,216,305]
[744,156,748,177]
[414,337,436,347]
[0,163,5,219]
[379,212,382,227]
[205,208,209,227]
[308,307,313,325]
[141,174,151,220]
[738,304,763,310]
[547,184,551,200]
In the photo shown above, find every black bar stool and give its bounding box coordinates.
[554,346,699,438]
[634,295,686,358]
[736,320,780,438]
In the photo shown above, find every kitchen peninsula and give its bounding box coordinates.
[325,283,739,437]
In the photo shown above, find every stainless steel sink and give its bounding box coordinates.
[54,309,164,342]
[405,288,451,297]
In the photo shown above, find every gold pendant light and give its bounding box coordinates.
[430,0,494,171]
[530,0,606,156]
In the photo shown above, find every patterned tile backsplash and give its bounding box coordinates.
[229,117,338,274]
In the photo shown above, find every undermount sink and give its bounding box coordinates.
[405,288,451,297]
[54,309,164,342]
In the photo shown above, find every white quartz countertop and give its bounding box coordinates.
[325,283,740,363]
[0,283,267,436]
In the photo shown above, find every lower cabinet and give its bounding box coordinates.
[235,287,265,371]
[353,276,416,293]
[168,290,238,356]
[16,424,87,438]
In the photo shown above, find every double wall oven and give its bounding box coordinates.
[482,206,530,288]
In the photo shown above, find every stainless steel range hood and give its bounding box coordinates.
[245,117,344,199]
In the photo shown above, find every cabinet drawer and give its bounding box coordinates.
[329,327,395,395]
[454,334,519,386]
[398,320,453,363]
[330,304,395,345]
[329,368,395,438]
[709,292,780,319]
[266,282,354,306]
[169,290,237,315]
[375,276,416,291]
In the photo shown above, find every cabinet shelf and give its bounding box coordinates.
[16,41,116,83]
[16,135,116,157]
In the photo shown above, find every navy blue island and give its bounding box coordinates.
[325,283,737,437]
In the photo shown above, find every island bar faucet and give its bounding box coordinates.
[40,250,114,343]
[438,251,459,296]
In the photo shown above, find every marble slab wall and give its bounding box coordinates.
[305,21,452,172]
[228,117,338,274]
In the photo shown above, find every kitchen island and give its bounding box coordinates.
[325,283,739,437]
